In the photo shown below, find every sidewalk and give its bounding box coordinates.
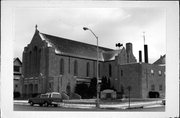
[14,99,164,110]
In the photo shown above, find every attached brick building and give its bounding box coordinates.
[116,63,165,98]
[21,26,165,98]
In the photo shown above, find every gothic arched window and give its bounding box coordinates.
[74,60,78,76]
[98,63,100,77]
[33,46,38,75]
[86,62,90,77]
[38,49,41,74]
[29,51,32,75]
[60,58,64,75]
[109,64,112,77]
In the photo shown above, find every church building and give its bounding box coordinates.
[21,26,165,99]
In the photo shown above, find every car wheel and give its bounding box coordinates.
[39,103,43,107]
[30,101,34,106]
[44,102,49,107]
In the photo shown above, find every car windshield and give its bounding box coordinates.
[40,94,49,98]
[51,93,61,98]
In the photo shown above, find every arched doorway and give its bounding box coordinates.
[66,82,71,96]
[148,91,160,98]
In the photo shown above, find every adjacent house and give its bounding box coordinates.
[14,57,22,97]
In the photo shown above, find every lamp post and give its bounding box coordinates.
[83,27,100,108]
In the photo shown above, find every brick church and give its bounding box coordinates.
[21,26,165,98]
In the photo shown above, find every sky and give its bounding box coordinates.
[14,7,166,63]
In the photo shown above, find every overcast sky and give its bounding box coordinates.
[14,7,166,63]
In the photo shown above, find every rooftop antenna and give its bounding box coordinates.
[143,32,146,45]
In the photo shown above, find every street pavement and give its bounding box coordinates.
[14,104,165,111]
[14,98,165,111]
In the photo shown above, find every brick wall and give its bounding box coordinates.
[117,63,142,98]
[141,64,165,98]
[115,63,165,98]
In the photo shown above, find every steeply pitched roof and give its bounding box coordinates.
[39,32,115,61]
[13,57,22,64]
[103,48,123,61]
[153,55,165,65]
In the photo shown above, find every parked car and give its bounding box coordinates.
[28,92,62,107]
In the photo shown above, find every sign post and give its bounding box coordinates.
[127,86,131,108]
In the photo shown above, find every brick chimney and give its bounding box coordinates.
[139,50,142,62]
[144,44,148,63]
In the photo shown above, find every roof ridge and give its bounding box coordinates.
[13,57,22,64]
[40,32,113,51]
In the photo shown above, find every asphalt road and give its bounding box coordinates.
[14,104,165,111]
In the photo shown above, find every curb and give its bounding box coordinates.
[125,106,144,109]
[14,100,163,110]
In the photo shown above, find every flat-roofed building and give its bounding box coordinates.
[116,62,165,98]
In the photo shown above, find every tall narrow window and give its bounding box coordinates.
[34,46,38,75]
[159,85,162,91]
[151,84,155,91]
[121,70,123,76]
[34,46,38,65]
[49,83,52,89]
[60,59,64,75]
[109,64,112,77]
[29,51,32,75]
[151,69,154,75]
[98,63,100,77]
[74,60,78,76]
[38,49,41,74]
[34,84,38,94]
[87,62,90,77]
[93,61,95,77]
[158,70,162,76]
[24,85,28,96]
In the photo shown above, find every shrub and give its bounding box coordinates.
[70,93,81,99]
[61,92,69,100]
[14,92,21,98]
